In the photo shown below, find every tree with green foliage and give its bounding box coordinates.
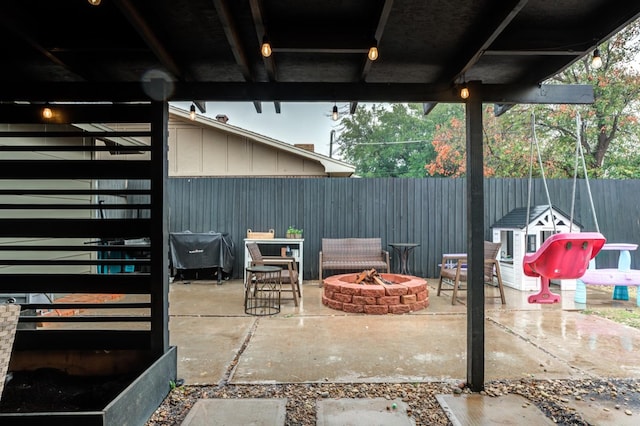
[534,18,640,178]
[335,19,640,179]
[334,103,462,177]
[426,18,640,178]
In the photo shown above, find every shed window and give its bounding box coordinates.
[542,230,554,243]
[526,234,536,253]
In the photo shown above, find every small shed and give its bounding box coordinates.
[491,206,582,291]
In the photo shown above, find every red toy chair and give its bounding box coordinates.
[523,232,606,303]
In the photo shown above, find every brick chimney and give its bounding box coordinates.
[294,144,314,152]
[215,114,229,123]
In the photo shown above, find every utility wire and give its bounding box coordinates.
[351,140,427,146]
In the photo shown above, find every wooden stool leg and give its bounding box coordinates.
[288,263,299,306]
[451,266,462,305]
[494,262,506,304]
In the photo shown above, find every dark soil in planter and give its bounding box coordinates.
[0,368,137,412]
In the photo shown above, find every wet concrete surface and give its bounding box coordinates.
[170,279,640,385]
[168,278,640,423]
[488,309,640,378]
[570,395,640,426]
[229,313,581,383]
[437,393,556,425]
[170,316,254,385]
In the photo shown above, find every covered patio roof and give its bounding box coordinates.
[1,0,639,400]
[1,0,638,105]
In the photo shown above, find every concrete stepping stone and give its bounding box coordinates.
[316,398,413,426]
[437,394,555,425]
[181,398,287,426]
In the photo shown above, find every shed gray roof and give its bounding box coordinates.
[491,205,582,230]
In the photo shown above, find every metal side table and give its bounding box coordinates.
[245,265,282,316]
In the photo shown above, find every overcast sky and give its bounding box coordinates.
[172,101,346,157]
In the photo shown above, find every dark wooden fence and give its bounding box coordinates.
[167,177,640,280]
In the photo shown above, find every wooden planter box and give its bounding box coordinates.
[247,229,275,239]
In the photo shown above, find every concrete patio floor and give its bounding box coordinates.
[168,278,640,424]
[170,278,640,385]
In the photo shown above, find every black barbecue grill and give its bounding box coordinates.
[169,231,234,283]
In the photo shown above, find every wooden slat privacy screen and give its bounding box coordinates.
[0,103,169,358]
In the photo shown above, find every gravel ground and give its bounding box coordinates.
[147,378,640,425]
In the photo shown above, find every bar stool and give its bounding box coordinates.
[245,265,282,316]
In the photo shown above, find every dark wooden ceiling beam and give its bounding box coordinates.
[484,50,585,56]
[423,0,528,116]
[111,1,222,115]
[422,102,438,116]
[213,0,254,81]
[493,104,515,117]
[440,0,529,83]
[587,2,640,45]
[212,0,263,114]
[0,13,88,81]
[522,4,640,87]
[1,82,594,104]
[352,0,394,115]
[194,101,207,114]
[112,0,183,80]
[249,0,271,75]
[250,0,280,114]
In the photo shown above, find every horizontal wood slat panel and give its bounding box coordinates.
[0,145,150,152]
[0,131,151,139]
[0,218,151,237]
[24,303,150,310]
[0,189,150,195]
[19,316,151,323]
[0,259,150,266]
[0,204,150,210]
[13,330,151,350]
[0,274,152,293]
[0,160,152,179]
[0,245,150,252]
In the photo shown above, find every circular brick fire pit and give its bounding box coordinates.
[322,273,429,314]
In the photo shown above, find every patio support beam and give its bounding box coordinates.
[150,100,170,356]
[465,81,485,392]
[0,82,594,104]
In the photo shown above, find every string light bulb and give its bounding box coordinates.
[261,37,272,58]
[460,84,470,100]
[332,104,339,121]
[88,0,101,5]
[189,103,196,121]
[368,46,379,61]
[591,48,602,70]
[42,105,53,119]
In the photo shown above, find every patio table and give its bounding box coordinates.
[388,243,420,275]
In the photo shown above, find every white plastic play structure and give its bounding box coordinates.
[575,242,640,305]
